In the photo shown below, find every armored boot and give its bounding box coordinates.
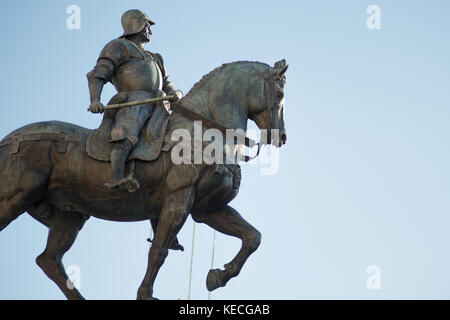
[105,139,140,192]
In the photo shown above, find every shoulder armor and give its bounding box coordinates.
[98,39,130,69]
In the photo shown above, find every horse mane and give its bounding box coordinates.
[183,61,270,99]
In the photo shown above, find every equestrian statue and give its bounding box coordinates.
[0,9,288,299]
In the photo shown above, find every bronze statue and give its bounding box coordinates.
[0,9,288,300]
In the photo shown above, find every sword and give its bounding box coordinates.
[87,95,175,112]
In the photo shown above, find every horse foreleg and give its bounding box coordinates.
[193,205,261,292]
[35,206,86,300]
[137,187,195,300]
[150,219,184,251]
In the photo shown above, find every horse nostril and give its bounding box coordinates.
[281,133,287,144]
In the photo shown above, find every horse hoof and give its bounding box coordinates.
[138,296,159,300]
[206,268,224,292]
[137,286,157,300]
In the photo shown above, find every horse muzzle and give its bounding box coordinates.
[272,128,287,148]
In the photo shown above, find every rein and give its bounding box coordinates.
[171,101,262,162]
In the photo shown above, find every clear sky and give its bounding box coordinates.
[0,0,449,299]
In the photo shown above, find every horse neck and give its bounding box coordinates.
[181,72,250,132]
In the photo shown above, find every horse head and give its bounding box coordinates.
[248,59,288,147]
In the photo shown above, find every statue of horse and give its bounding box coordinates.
[0,60,288,299]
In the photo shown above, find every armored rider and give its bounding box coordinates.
[87,9,182,192]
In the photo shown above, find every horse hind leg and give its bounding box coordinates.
[0,168,49,232]
[34,205,87,300]
[193,205,261,292]
[0,193,25,231]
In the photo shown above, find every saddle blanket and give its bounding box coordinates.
[86,103,170,162]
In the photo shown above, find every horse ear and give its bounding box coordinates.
[269,59,288,77]
[277,64,288,76]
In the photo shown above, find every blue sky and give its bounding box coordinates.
[0,0,449,299]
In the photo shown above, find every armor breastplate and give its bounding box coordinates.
[112,42,163,93]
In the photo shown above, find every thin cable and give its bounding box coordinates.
[120,223,154,298]
[208,230,217,300]
[86,225,121,293]
[188,222,196,300]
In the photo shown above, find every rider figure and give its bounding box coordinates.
[87,9,182,192]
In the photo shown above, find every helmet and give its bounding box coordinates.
[119,9,155,38]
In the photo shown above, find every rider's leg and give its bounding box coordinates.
[111,138,132,182]
[105,138,140,192]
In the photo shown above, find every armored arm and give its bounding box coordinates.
[86,40,129,112]
[86,60,114,104]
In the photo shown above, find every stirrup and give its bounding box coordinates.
[105,175,140,192]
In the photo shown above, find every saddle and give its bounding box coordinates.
[86,94,171,162]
